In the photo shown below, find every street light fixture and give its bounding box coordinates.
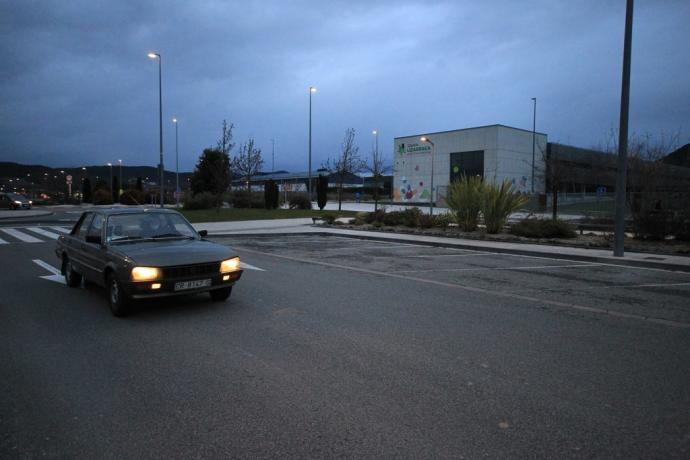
[107,162,113,196]
[308,86,317,201]
[420,136,435,216]
[118,159,123,196]
[172,117,180,208]
[531,97,537,194]
[148,51,164,208]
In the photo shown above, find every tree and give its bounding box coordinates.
[322,128,365,211]
[363,140,389,211]
[264,179,279,209]
[190,148,231,210]
[233,137,263,190]
[217,119,235,155]
[316,174,328,210]
[82,177,92,203]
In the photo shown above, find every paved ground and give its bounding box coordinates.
[1,232,689,458]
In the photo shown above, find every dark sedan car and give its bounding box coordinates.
[0,192,32,210]
[55,208,243,316]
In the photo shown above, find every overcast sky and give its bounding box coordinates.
[1,0,688,172]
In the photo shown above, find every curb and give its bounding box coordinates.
[207,230,690,273]
[0,211,54,220]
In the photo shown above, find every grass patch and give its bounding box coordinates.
[180,208,357,223]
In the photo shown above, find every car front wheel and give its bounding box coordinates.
[209,287,232,302]
[63,258,82,288]
[107,273,130,317]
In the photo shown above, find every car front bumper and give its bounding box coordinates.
[123,270,243,299]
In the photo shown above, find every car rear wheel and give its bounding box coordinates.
[107,273,130,317]
[63,258,82,288]
[209,287,232,302]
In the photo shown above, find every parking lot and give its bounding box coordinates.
[2,231,689,458]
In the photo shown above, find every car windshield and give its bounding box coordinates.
[106,212,197,243]
[7,193,25,200]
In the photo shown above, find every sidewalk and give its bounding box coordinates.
[193,218,690,272]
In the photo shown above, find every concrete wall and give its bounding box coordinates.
[393,125,546,204]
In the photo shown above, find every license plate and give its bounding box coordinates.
[174,279,212,291]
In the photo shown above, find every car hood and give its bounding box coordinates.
[111,239,235,267]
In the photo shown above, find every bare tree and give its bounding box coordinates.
[233,137,263,190]
[217,119,235,155]
[322,128,365,211]
[363,140,390,212]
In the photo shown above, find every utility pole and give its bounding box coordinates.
[614,0,634,257]
[531,97,536,194]
[271,138,275,172]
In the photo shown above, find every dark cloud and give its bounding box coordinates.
[1,0,688,171]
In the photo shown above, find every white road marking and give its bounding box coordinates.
[404,252,497,258]
[33,259,61,275]
[0,237,7,245]
[0,228,43,243]
[26,227,61,240]
[33,259,65,284]
[50,226,71,233]
[241,262,265,271]
[391,263,603,274]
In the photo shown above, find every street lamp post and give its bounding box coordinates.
[118,159,122,197]
[107,162,113,196]
[531,97,536,194]
[148,52,164,208]
[372,130,379,207]
[173,118,179,207]
[308,86,317,201]
[420,136,435,216]
[271,138,275,172]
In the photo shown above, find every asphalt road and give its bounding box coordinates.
[1,228,689,458]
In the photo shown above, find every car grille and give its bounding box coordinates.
[163,262,220,279]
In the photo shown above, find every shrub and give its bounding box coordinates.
[289,194,312,210]
[481,180,530,234]
[321,213,337,224]
[316,175,329,210]
[510,219,576,239]
[418,213,436,229]
[445,176,484,231]
[92,189,113,205]
[365,208,385,224]
[119,189,146,206]
[434,212,454,228]
[382,208,422,227]
[672,213,690,241]
[183,192,217,210]
[229,191,264,209]
[264,180,279,209]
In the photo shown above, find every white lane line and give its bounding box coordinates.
[404,252,497,258]
[33,259,61,275]
[26,227,61,240]
[391,263,603,274]
[0,228,43,243]
[50,226,70,233]
[0,237,7,245]
[241,262,265,271]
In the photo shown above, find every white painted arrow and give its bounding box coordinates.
[33,259,65,284]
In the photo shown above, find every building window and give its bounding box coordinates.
[450,151,484,182]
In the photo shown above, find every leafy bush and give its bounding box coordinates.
[264,180,279,209]
[382,208,422,227]
[119,189,146,206]
[321,213,337,224]
[510,219,576,239]
[434,212,454,228]
[672,214,690,241]
[481,180,530,234]
[445,176,484,231]
[92,189,113,205]
[183,192,217,210]
[289,194,312,210]
[418,213,436,229]
[365,208,385,224]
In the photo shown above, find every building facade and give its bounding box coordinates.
[393,125,547,203]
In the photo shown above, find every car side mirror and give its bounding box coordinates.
[86,235,102,245]
[198,230,208,238]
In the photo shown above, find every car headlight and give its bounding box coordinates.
[14,200,22,205]
[131,266,161,281]
[220,257,241,273]
[28,200,32,204]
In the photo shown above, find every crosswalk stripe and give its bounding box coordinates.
[0,237,7,245]
[26,227,61,240]
[0,228,43,243]
[50,226,70,234]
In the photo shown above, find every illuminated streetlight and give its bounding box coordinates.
[308,86,317,201]
[148,51,164,208]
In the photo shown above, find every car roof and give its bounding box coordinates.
[86,208,182,216]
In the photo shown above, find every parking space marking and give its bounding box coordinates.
[391,263,603,274]
[0,228,43,243]
[237,246,690,329]
[33,259,66,284]
[26,227,61,240]
[0,236,7,245]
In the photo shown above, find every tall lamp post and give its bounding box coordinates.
[172,118,180,208]
[308,86,317,201]
[420,136,435,216]
[531,97,536,194]
[372,130,379,203]
[107,162,113,196]
[118,159,123,196]
[148,52,164,208]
